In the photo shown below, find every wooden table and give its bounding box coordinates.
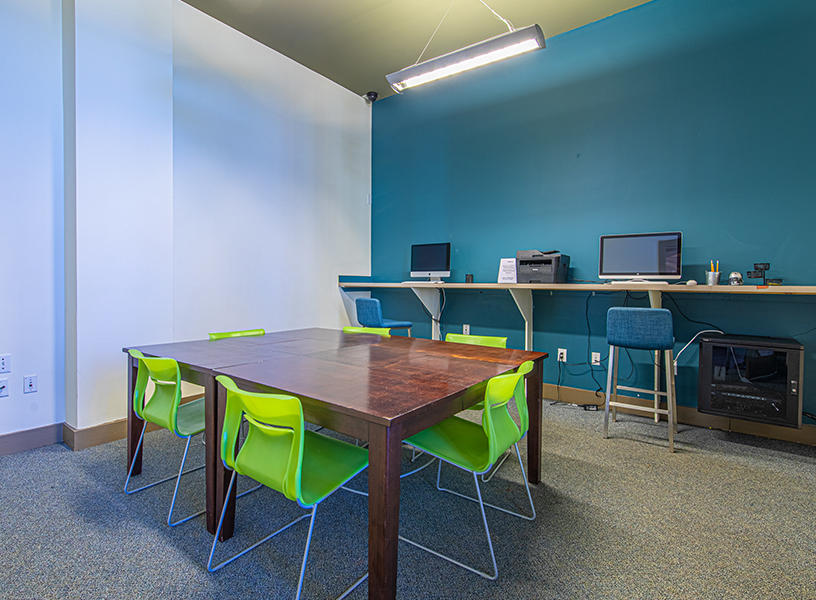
[126,328,547,600]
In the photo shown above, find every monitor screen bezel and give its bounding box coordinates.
[410,242,451,279]
[598,231,683,280]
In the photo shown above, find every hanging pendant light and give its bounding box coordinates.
[386,23,545,93]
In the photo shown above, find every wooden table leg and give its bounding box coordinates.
[126,353,143,476]
[368,422,403,600]
[526,357,544,485]
[206,375,236,537]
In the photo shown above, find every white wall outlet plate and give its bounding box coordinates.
[463,324,470,335]
[557,348,567,362]
[0,377,8,397]
[23,375,37,394]
[592,352,601,366]
[0,354,10,373]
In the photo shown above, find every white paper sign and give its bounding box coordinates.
[498,258,517,283]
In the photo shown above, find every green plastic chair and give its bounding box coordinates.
[124,349,206,526]
[208,328,265,341]
[401,361,536,580]
[342,326,391,336]
[444,333,507,348]
[208,375,370,600]
[444,333,508,412]
[443,333,518,482]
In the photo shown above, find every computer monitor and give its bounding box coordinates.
[599,232,682,282]
[410,242,451,281]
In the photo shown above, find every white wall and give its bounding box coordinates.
[2,0,371,436]
[171,3,371,340]
[73,0,174,429]
[70,0,371,430]
[0,0,64,436]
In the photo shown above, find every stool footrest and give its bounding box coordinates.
[616,385,668,397]
[609,401,669,416]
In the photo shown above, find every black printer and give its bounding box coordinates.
[516,250,570,283]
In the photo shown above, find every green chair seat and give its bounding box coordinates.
[407,416,489,473]
[175,397,206,437]
[299,432,369,507]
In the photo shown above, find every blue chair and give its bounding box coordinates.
[603,307,677,452]
[355,297,412,336]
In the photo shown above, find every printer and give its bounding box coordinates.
[516,250,570,283]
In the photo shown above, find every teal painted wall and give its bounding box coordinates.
[370,0,816,422]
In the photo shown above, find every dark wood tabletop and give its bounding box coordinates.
[125,328,547,600]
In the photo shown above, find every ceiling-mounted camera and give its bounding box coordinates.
[364,91,378,104]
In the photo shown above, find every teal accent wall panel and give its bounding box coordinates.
[370,0,816,422]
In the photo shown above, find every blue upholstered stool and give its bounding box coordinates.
[355,297,412,337]
[603,307,678,452]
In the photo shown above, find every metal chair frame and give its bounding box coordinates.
[399,441,536,580]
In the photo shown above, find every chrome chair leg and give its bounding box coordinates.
[336,573,369,600]
[435,445,535,521]
[480,451,510,482]
[208,470,312,573]
[400,468,498,580]
[168,434,206,526]
[125,424,205,496]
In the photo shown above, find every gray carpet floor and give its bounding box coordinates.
[1,403,815,599]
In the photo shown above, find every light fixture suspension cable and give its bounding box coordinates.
[414,0,515,66]
[478,0,514,32]
[415,0,457,65]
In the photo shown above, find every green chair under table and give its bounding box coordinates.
[124,349,206,526]
[342,326,391,336]
[401,360,536,580]
[208,375,370,600]
[208,328,265,341]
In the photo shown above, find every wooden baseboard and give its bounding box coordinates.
[62,393,205,451]
[542,384,816,446]
[0,423,64,457]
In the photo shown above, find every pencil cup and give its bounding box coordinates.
[705,271,721,285]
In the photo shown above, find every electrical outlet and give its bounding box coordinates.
[0,377,8,398]
[591,352,601,366]
[557,348,567,362]
[23,375,37,394]
[463,324,470,335]
[0,354,9,373]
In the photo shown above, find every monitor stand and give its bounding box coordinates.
[607,279,668,285]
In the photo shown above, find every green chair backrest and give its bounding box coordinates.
[480,361,534,468]
[445,333,507,348]
[216,375,305,504]
[128,349,183,434]
[342,326,391,336]
[208,329,265,341]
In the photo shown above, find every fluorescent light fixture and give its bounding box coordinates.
[387,24,545,93]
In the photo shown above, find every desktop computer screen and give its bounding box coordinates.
[599,232,682,281]
[410,243,451,280]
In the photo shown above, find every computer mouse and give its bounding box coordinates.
[686,279,697,285]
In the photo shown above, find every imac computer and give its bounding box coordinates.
[599,231,682,284]
[410,242,451,281]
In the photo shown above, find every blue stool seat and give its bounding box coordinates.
[603,307,678,452]
[355,297,412,336]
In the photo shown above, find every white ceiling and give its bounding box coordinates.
[182,0,653,99]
